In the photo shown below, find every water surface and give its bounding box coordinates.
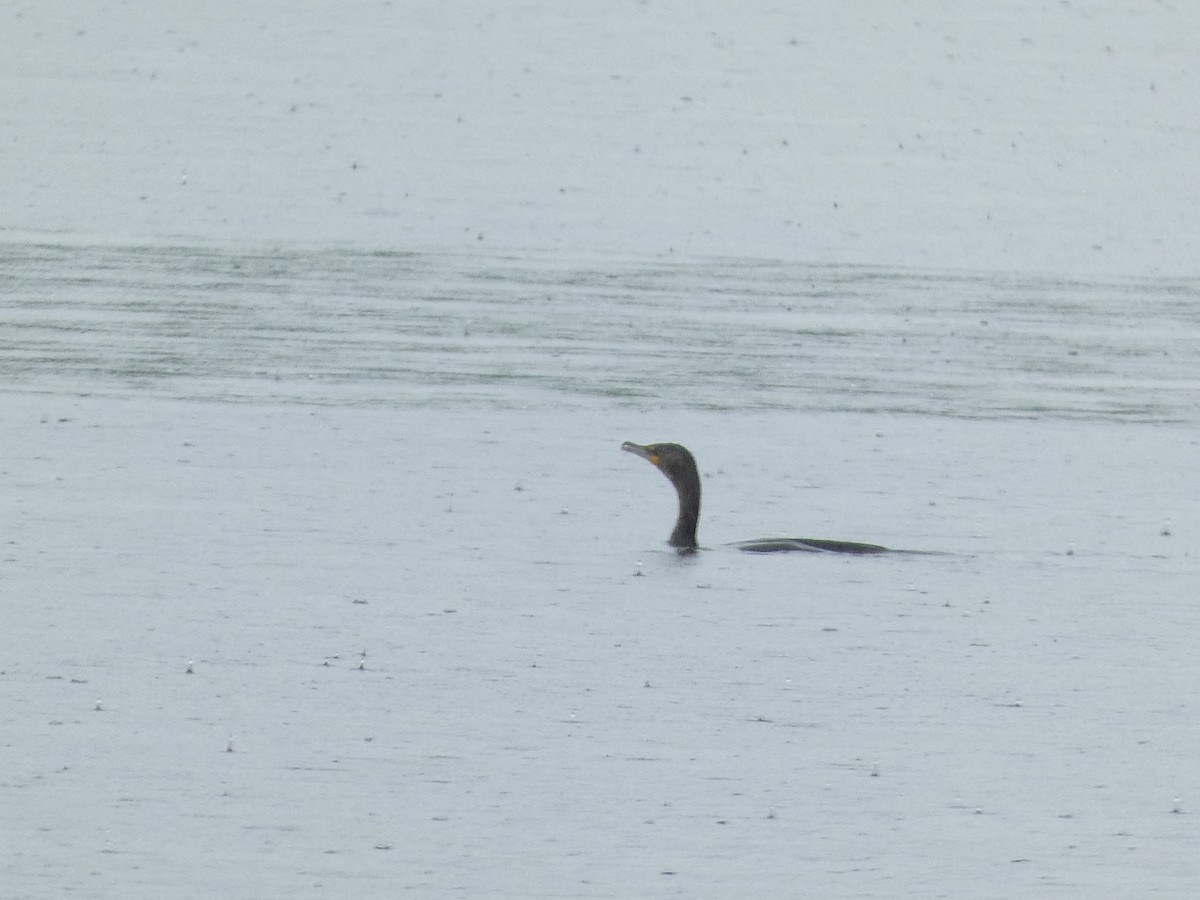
[5,241,1197,422]
[4,240,1199,899]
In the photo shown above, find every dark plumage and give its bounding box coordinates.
[621,440,889,554]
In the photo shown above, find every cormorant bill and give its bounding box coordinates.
[621,440,889,554]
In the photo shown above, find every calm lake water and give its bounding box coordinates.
[4,239,1200,899]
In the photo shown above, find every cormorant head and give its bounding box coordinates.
[620,441,696,486]
[621,441,701,550]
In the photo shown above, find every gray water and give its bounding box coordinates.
[4,240,1200,898]
[5,241,1197,422]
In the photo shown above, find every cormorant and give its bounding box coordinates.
[621,440,889,554]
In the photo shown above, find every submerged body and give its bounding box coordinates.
[621,441,889,554]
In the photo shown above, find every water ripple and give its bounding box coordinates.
[3,241,1197,422]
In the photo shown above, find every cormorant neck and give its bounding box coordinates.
[669,474,700,550]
